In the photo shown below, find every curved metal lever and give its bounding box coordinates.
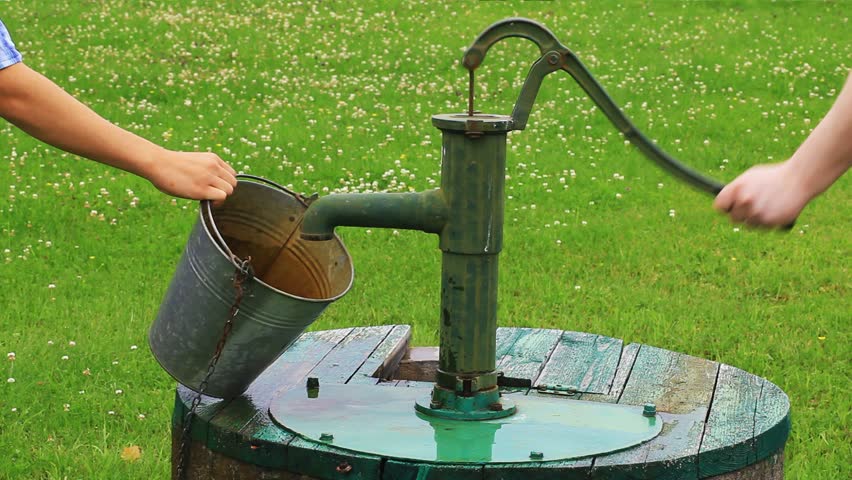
[462,18,725,196]
[462,18,563,71]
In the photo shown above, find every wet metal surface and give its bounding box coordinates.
[269,384,663,464]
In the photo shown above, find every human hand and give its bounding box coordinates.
[713,161,808,228]
[143,149,238,201]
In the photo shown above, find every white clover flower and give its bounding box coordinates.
[6,378,14,383]
[61,355,69,360]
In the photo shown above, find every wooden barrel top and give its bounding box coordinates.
[173,325,789,479]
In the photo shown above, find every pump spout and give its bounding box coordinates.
[300,189,448,241]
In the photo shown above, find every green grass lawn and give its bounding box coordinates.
[1,1,849,478]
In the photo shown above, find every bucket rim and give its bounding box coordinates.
[199,175,354,303]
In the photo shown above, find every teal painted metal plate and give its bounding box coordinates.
[269,384,662,464]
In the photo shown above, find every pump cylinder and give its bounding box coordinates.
[433,113,511,392]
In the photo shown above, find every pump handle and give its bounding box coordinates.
[463,18,725,197]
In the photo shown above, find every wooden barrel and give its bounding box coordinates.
[172,325,789,479]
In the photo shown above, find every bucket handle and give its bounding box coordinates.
[201,174,310,269]
[202,199,242,267]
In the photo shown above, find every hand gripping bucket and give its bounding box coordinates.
[149,175,353,399]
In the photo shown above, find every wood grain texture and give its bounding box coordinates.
[206,328,355,471]
[482,459,591,480]
[173,326,789,480]
[578,342,641,404]
[243,325,393,477]
[178,439,783,479]
[699,365,763,477]
[382,459,483,480]
[495,327,562,387]
[348,324,411,384]
[753,382,791,464]
[535,331,624,394]
[706,451,784,480]
[395,346,439,382]
[592,345,719,479]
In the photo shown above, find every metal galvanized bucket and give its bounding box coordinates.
[149,175,353,399]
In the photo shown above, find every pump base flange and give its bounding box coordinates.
[269,383,662,464]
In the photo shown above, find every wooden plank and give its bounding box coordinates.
[382,459,482,480]
[173,415,214,479]
[182,439,328,479]
[271,325,398,478]
[705,451,784,480]
[496,327,561,387]
[285,437,383,480]
[592,345,719,479]
[236,326,393,472]
[175,386,232,441]
[495,327,526,358]
[698,365,763,477]
[348,325,411,384]
[482,459,591,480]
[497,338,634,477]
[534,331,623,394]
[245,328,355,402]
[307,325,396,384]
[753,380,791,464]
[202,328,353,468]
[395,346,439,382]
[579,342,641,404]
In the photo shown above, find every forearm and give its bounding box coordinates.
[0,62,162,178]
[786,71,852,200]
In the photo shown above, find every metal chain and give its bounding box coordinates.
[176,257,253,480]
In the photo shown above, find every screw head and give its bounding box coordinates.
[319,433,334,442]
[643,403,657,417]
[529,451,544,460]
[547,53,560,65]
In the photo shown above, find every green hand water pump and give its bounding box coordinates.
[296,18,724,422]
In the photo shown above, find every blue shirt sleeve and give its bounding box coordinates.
[0,18,23,69]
